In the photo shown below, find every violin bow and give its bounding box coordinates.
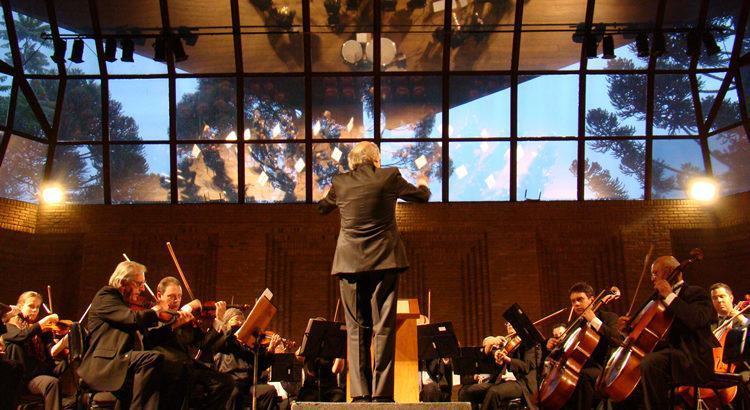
[427,289,432,324]
[123,253,157,299]
[715,303,750,334]
[47,285,54,314]
[166,242,196,301]
[626,244,654,318]
[333,298,341,322]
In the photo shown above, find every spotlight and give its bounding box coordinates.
[635,32,649,57]
[69,38,84,63]
[120,38,135,62]
[601,35,615,59]
[50,38,67,64]
[686,30,701,57]
[104,37,118,62]
[324,0,340,15]
[406,0,426,9]
[270,6,295,31]
[153,37,167,62]
[651,32,665,57]
[177,26,199,46]
[688,177,719,202]
[585,34,598,58]
[346,0,359,11]
[172,37,188,62]
[382,0,396,11]
[251,0,272,11]
[702,31,721,56]
[41,185,65,204]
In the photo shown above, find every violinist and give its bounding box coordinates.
[616,255,714,410]
[143,276,234,410]
[78,261,176,410]
[548,282,621,410]
[710,283,749,330]
[0,302,24,410]
[212,306,280,410]
[482,322,543,410]
[457,335,505,409]
[2,291,70,410]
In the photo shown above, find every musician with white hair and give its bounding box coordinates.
[318,141,430,402]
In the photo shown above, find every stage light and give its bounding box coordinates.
[172,37,188,62]
[585,34,598,58]
[688,177,719,202]
[153,37,167,62]
[702,31,721,56]
[51,38,67,64]
[104,37,118,62]
[346,0,359,11]
[270,6,295,31]
[41,185,65,204]
[651,32,665,57]
[120,38,135,62]
[635,33,649,57]
[406,0,426,9]
[601,35,615,59]
[69,38,84,63]
[686,30,701,57]
[177,26,198,46]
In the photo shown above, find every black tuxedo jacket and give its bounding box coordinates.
[507,343,543,410]
[318,165,430,275]
[663,284,716,383]
[77,286,160,392]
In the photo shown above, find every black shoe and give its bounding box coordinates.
[372,397,394,403]
[352,396,372,403]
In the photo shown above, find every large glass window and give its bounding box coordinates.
[381,141,443,202]
[381,76,442,139]
[110,144,170,204]
[177,143,238,203]
[312,77,373,140]
[517,141,577,200]
[586,74,646,137]
[449,76,510,138]
[0,134,47,202]
[449,141,509,201]
[585,140,645,200]
[50,144,103,204]
[245,77,305,140]
[708,126,750,196]
[59,79,101,142]
[176,78,236,141]
[245,143,306,203]
[109,79,169,141]
[518,75,578,137]
[652,139,705,199]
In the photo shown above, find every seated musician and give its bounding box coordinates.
[457,336,504,409]
[78,261,179,409]
[482,322,543,410]
[143,276,234,410]
[0,303,24,410]
[551,323,567,340]
[295,317,346,403]
[547,282,621,410]
[212,305,280,410]
[2,291,69,410]
[420,357,453,403]
[616,255,715,410]
[710,283,749,330]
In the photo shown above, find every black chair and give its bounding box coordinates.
[670,372,748,409]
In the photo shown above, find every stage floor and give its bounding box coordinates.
[291,403,471,410]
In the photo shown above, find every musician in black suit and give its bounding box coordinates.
[420,357,453,403]
[457,336,504,409]
[318,141,430,402]
[78,261,184,409]
[618,255,715,410]
[710,283,749,331]
[483,323,543,410]
[546,282,621,410]
[0,303,23,410]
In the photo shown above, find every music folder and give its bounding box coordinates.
[234,288,277,346]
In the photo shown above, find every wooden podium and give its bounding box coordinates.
[345,298,421,402]
[394,298,421,403]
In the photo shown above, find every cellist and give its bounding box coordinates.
[546,282,621,409]
[615,256,714,410]
[710,283,749,330]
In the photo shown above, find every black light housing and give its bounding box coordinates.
[635,33,649,57]
[104,37,118,62]
[50,38,67,64]
[585,34,598,58]
[177,26,199,46]
[120,38,135,62]
[651,32,665,57]
[702,31,721,56]
[346,0,359,11]
[382,0,396,11]
[69,38,85,63]
[153,37,167,62]
[172,37,188,62]
[686,30,701,57]
[406,0,426,9]
[601,35,615,59]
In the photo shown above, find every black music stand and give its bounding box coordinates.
[299,319,347,399]
[269,353,303,383]
[723,327,750,365]
[453,346,500,380]
[503,303,546,346]
[418,321,460,361]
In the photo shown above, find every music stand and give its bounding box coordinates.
[299,319,347,400]
[234,289,276,410]
[503,303,546,346]
[723,327,750,365]
[453,346,500,378]
[417,321,460,361]
[270,353,303,383]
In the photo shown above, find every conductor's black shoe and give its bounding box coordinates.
[352,396,372,402]
[372,397,395,402]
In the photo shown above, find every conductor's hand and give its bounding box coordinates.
[617,316,631,333]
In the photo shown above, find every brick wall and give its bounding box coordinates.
[1,193,749,345]
[0,197,38,233]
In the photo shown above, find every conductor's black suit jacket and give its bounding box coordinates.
[78,286,160,392]
[318,164,430,275]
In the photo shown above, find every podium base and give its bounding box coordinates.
[291,402,471,409]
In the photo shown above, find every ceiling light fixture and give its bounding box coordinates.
[69,38,85,63]
[601,35,615,59]
[104,37,118,62]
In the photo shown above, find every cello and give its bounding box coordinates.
[538,287,621,409]
[597,249,704,402]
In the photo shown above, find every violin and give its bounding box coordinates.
[539,287,621,409]
[257,330,298,352]
[597,249,704,402]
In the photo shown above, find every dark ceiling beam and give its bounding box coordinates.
[689,0,713,176]
[440,0,452,202]
[508,0,524,202]
[301,0,311,204]
[644,0,667,201]
[88,0,111,204]
[231,0,246,204]
[576,0,596,201]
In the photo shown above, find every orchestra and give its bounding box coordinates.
[2,249,750,410]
